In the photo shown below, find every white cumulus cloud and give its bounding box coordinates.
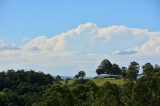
[0,22,160,76]
[137,36,160,55]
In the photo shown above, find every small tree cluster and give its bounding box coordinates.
[96,59,122,75]
[74,71,86,80]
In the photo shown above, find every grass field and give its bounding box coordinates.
[91,78,125,86]
[61,78,125,86]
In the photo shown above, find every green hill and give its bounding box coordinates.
[61,78,125,86]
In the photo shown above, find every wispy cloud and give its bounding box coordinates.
[112,50,137,55]
[0,41,20,51]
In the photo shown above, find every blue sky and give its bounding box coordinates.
[0,0,160,43]
[0,0,160,76]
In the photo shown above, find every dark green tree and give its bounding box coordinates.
[97,59,112,74]
[96,69,105,75]
[142,63,154,76]
[122,80,134,106]
[40,84,74,106]
[126,61,140,80]
[55,75,62,81]
[93,82,123,106]
[112,64,122,75]
[74,74,79,80]
[71,80,98,106]
[121,67,127,79]
[154,64,160,72]
[78,71,86,79]
[131,72,160,106]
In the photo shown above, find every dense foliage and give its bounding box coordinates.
[74,71,86,79]
[96,59,122,75]
[0,60,160,106]
[0,70,54,106]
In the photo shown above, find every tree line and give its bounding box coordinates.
[0,59,160,106]
[96,59,160,80]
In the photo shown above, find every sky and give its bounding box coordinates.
[0,0,160,76]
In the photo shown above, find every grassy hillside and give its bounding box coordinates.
[91,78,125,86]
[61,78,125,86]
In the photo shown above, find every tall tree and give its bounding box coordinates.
[154,64,160,72]
[74,74,79,80]
[112,64,122,75]
[97,59,112,74]
[142,63,154,76]
[126,61,140,80]
[121,67,127,79]
[78,71,86,79]
[55,75,62,81]
[96,69,105,75]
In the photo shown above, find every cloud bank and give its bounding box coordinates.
[0,22,160,76]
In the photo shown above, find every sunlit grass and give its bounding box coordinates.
[61,78,125,86]
[91,78,125,86]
